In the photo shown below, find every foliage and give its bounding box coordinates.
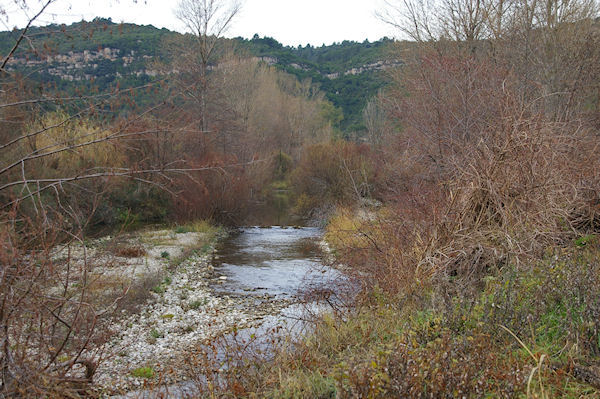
[102,184,171,228]
[181,242,600,397]
[130,366,155,379]
[188,299,207,310]
[149,329,164,340]
[24,111,123,175]
[151,284,165,294]
[0,18,173,57]
[236,35,396,132]
[0,5,338,396]
[2,0,600,395]
[272,151,293,181]
[173,220,218,235]
[324,208,377,252]
[169,1,600,396]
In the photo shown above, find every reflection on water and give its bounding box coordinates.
[212,225,346,356]
[113,226,344,398]
[213,226,339,299]
[243,185,302,227]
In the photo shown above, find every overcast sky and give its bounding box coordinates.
[1,0,398,47]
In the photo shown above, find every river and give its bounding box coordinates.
[212,225,342,341]
[112,224,342,398]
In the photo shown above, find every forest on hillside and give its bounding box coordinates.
[0,18,395,135]
[1,0,600,397]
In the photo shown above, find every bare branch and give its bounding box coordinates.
[0,0,54,71]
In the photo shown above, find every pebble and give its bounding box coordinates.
[92,234,292,394]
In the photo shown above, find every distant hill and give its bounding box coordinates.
[237,36,401,133]
[0,18,401,135]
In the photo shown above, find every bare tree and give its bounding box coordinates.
[0,1,217,394]
[377,0,440,41]
[0,3,166,393]
[380,0,600,118]
[174,0,242,134]
[363,94,388,147]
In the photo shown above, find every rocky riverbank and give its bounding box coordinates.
[80,228,296,394]
[94,251,291,393]
[45,224,337,397]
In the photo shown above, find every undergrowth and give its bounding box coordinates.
[173,219,221,235]
[173,217,600,398]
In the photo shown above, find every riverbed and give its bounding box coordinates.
[94,224,337,395]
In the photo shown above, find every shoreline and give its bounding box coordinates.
[89,225,317,395]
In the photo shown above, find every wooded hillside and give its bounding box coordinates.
[0,18,396,135]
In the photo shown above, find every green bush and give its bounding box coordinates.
[173,220,220,235]
[272,151,294,180]
[130,366,155,379]
[151,285,165,294]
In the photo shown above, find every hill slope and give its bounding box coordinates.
[0,18,399,135]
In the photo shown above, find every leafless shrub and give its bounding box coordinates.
[0,214,114,396]
[180,327,291,397]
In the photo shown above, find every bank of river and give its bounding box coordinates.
[94,225,338,395]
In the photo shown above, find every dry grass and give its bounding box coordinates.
[173,240,600,397]
[114,245,147,258]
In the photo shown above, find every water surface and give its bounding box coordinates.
[213,226,335,299]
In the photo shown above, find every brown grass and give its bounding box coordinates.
[114,245,147,258]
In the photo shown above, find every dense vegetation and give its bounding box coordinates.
[0,3,339,394]
[237,35,397,132]
[2,0,600,397]
[179,2,600,398]
[0,18,173,55]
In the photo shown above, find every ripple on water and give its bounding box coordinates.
[213,226,339,298]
